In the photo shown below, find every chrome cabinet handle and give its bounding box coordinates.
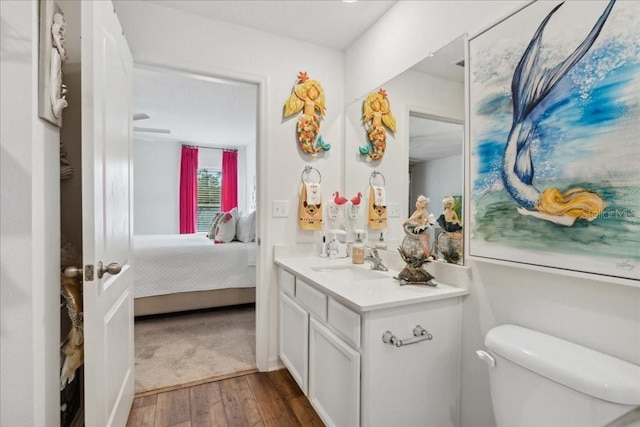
[98,261,122,279]
[382,325,433,347]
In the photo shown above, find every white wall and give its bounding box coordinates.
[410,154,464,218]
[115,1,345,368]
[1,1,60,425]
[198,146,223,169]
[133,139,181,234]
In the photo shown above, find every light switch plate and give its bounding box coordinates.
[272,200,290,218]
[388,202,400,218]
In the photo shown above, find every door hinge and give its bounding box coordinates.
[85,264,94,281]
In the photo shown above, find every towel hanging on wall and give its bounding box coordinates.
[368,171,387,229]
[298,166,323,230]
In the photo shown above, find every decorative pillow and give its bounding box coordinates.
[214,208,239,243]
[207,212,224,239]
[236,211,256,243]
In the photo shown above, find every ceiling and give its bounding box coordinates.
[408,115,463,166]
[139,0,397,51]
[129,0,397,147]
[129,0,465,160]
[132,67,258,147]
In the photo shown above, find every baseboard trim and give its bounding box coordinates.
[267,356,284,372]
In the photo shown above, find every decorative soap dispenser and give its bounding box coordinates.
[375,231,387,250]
[352,230,366,264]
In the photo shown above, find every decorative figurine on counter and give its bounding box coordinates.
[437,196,462,232]
[395,247,436,286]
[284,71,331,156]
[395,195,437,286]
[437,196,463,264]
[359,88,396,160]
[403,195,437,259]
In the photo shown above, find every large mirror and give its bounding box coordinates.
[344,35,466,263]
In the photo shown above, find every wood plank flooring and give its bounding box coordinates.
[127,369,324,427]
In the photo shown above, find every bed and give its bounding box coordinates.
[133,233,256,316]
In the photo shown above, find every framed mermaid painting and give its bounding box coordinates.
[467,0,640,282]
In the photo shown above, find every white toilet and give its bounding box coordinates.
[477,324,640,427]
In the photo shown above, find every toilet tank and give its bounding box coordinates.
[481,324,640,427]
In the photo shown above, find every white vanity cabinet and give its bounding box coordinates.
[279,292,309,393]
[276,261,467,427]
[309,317,361,427]
[278,268,361,426]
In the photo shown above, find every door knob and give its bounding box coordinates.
[63,266,83,278]
[98,261,122,279]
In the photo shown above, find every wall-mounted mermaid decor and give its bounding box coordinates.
[360,88,396,161]
[284,71,331,156]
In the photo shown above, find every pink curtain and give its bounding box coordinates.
[179,145,199,234]
[221,150,238,211]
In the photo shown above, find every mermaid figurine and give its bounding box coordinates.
[501,0,615,226]
[284,71,331,156]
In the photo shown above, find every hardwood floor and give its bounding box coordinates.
[127,369,324,427]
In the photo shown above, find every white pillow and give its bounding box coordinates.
[214,208,239,243]
[236,211,256,243]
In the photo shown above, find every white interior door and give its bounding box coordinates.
[81,1,134,425]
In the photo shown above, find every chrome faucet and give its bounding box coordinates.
[365,248,388,271]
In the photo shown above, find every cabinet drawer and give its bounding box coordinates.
[296,279,327,322]
[328,299,361,348]
[279,268,295,297]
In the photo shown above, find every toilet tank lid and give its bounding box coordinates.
[485,324,640,405]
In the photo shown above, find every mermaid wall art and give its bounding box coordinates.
[360,88,396,161]
[284,71,331,156]
[468,0,640,281]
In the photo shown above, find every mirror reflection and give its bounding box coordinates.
[344,34,466,264]
[409,114,463,263]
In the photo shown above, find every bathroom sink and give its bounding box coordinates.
[311,265,389,282]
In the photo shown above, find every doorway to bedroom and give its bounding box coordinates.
[131,64,259,395]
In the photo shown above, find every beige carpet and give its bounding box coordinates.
[134,304,256,394]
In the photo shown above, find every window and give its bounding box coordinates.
[197,168,222,232]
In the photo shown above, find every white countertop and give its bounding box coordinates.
[274,255,469,312]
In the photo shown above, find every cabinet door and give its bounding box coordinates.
[309,318,360,427]
[279,293,309,394]
[361,298,462,427]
